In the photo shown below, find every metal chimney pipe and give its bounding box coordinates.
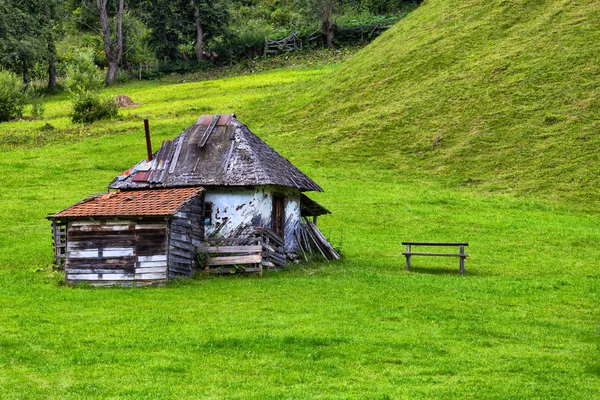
[144,119,153,161]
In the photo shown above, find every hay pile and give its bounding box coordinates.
[112,95,139,108]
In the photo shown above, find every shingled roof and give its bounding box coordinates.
[49,187,204,219]
[109,114,323,192]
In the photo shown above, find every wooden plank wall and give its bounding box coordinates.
[65,219,168,286]
[168,196,204,278]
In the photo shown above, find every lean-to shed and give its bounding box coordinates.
[49,114,332,285]
[49,188,204,285]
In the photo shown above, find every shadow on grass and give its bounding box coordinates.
[408,266,479,276]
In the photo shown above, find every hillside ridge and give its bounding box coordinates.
[261,0,600,206]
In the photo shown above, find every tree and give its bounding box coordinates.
[143,0,228,63]
[0,0,48,86]
[43,2,62,91]
[310,0,343,48]
[193,0,204,62]
[96,0,125,85]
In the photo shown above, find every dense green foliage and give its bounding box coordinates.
[0,0,418,88]
[65,49,104,93]
[70,91,118,123]
[0,0,598,397]
[0,70,25,121]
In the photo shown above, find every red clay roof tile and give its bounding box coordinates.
[51,187,203,218]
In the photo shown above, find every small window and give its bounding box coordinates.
[203,202,213,225]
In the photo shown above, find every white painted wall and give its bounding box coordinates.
[204,185,301,251]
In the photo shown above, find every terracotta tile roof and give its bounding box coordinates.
[50,187,204,219]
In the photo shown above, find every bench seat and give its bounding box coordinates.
[402,252,470,257]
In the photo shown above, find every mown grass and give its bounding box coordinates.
[1,0,600,397]
[256,0,600,208]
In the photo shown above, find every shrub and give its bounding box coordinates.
[71,91,118,123]
[65,49,104,93]
[0,70,25,122]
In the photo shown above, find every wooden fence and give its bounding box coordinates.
[198,226,287,275]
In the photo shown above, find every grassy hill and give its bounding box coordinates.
[255,0,600,207]
[0,0,599,398]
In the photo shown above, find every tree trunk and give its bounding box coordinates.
[97,0,124,85]
[322,20,335,48]
[106,62,119,85]
[22,58,29,88]
[44,5,57,91]
[194,0,204,62]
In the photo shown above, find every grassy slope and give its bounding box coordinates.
[254,0,600,207]
[0,0,599,398]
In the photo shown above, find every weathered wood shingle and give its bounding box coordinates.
[108,115,323,192]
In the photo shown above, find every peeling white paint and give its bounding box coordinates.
[204,185,301,251]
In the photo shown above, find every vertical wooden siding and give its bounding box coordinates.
[168,196,204,278]
[65,219,168,286]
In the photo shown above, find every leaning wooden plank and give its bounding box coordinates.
[307,222,340,260]
[208,254,262,266]
[261,261,276,268]
[303,225,329,261]
[295,230,308,262]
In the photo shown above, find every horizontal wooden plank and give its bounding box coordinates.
[66,268,131,275]
[135,267,167,273]
[137,255,167,262]
[203,245,262,254]
[68,250,99,258]
[70,224,133,231]
[208,266,262,274]
[134,273,167,280]
[168,254,193,264]
[208,254,262,266]
[402,252,470,257]
[137,261,166,268]
[135,224,166,230]
[401,242,469,246]
[169,240,195,252]
[169,247,192,259]
[67,273,134,281]
[103,248,135,257]
[204,238,260,244]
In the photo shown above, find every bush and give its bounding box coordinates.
[71,91,118,123]
[65,49,104,93]
[0,70,25,122]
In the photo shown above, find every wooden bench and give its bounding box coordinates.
[402,242,469,275]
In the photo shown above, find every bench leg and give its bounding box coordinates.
[406,244,411,271]
[459,245,465,275]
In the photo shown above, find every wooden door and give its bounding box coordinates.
[272,195,285,237]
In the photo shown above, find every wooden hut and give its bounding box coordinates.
[49,114,333,285]
[49,188,203,285]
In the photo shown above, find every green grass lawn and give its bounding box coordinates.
[2,0,600,396]
[0,67,598,398]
